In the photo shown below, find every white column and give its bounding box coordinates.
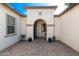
[26,26,34,40]
[47,26,54,41]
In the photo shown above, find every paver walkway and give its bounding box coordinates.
[0,38,79,56]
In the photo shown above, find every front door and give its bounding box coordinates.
[34,20,47,38]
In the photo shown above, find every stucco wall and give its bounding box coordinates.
[21,17,27,40]
[21,17,27,34]
[26,8,54,41]
[26,9,54,24]
[55,4,79,52]
[0,4,21,51]
[55,17,61,40]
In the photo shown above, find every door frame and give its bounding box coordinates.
[33,19,47,39]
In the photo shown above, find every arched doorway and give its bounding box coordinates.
[34,19,47,39]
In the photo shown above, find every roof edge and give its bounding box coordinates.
[54,3,78,17]
[2,3,26,17]
[24,6,57,10]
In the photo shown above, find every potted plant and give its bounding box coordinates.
[28,37,32,42]
[48,37,53,43]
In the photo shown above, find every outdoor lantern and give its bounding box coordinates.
[28,38,32,42]
[53,36,56,42]
[48,37,53,43]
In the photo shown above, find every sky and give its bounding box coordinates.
[8,3,68,16]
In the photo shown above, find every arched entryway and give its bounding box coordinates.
[34,19,47,39]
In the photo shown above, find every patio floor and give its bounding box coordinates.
[0,38,79,56]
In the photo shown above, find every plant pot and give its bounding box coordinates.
[28,38,32,42]
[48,38,52,43]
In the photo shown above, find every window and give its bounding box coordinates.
[6,14,16,34]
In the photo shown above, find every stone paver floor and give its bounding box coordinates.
[0,38,79,56]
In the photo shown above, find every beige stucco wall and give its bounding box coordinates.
[55,17,61,40]
[0,4,22,51]
[21,17,27,35]
[55,4,79,52]
[21,17,27,40]
[26,8,54,41]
